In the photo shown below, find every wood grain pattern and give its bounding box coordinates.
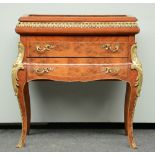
[27,58,128,82]
[28,38,129,58]
[13,15,142,149]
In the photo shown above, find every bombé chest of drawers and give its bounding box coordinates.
[12,15,143,149]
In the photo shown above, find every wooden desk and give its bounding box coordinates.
[12,15,143,149]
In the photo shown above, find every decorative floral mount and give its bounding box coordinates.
[131,44,143,97]
[12,42,24,96]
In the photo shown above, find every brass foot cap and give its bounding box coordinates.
[130,142,137,149]
[16,143,25,148]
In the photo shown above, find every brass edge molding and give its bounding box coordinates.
[12,42,25,96]
[131,43,143,97]
[17,21,138,28]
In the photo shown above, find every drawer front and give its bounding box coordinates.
[27,58,128,81]
[27,37,129,58]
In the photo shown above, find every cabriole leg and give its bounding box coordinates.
[16,81,28,148]
[24,83,31,135]
[12,42,28,148]
[125,82,138,149]
[124,82,130,136]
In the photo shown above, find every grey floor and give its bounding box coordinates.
[0,129,155,152]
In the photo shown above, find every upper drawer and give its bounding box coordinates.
[27,37,129,58]
[27,41,129,58]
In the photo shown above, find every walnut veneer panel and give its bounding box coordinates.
[27,58,128,82]
[27,36,129,58]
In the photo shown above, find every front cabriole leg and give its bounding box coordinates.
[12,42,28,148]
[126,43,143,149]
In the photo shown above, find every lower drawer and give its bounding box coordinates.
[26,58,129,81]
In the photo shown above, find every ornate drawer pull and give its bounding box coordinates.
[102,67,120,74]
[33,67,54,75]
[36,44,55,53]
[101,44,120,52]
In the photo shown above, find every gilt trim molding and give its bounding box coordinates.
[131,43,143,97]
[17,21,138,28]
[12,42,24,96]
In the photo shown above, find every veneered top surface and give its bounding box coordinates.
[19,14,137,22]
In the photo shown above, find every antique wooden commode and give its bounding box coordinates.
[12,15,143,148]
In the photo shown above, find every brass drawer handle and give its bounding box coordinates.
[36,44,55,53]
[33,67,54,75]
[102,67,120,74]
[101,44,120,52]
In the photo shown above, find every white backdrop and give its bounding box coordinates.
[0,3,154,123]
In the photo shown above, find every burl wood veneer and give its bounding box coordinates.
[12,15,143,149]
